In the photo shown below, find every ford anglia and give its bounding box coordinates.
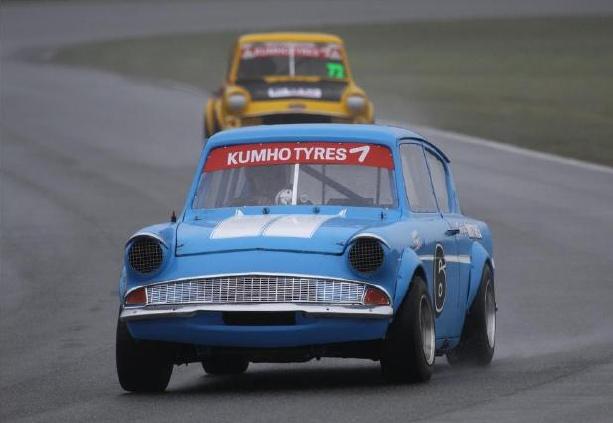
[117,124,496,392]
[203,32,374,137]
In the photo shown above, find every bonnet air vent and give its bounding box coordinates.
[128,236,163,274]
[349,237,384,273]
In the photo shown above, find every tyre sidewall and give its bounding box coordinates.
[116,319,173,392]
[447,264,495,366]
[381,276,434,383]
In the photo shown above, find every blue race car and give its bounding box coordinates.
[117,124,496,392]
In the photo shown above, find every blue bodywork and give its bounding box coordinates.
[120,124,493,353]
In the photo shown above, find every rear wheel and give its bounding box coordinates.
[447,264,496,366]
[116,319,174,392]
[201,356,249,375]
[381,275,435,383]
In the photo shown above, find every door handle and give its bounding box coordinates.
[446,228,460,236]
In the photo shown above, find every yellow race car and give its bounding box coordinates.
[204,32,374,137]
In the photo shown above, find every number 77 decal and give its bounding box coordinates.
[349,145,370,162]
[326,62,345,79]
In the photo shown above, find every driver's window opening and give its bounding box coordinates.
[195,163,396,209]
[236,42,345,81]
[194,142,396,209]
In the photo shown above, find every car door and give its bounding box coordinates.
[399,143,459,340]
[423,148,466,338]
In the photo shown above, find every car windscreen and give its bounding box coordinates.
[236,42,347,80]
[193,142,396,209]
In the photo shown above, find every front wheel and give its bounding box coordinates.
[116,319,174,392]
[201,356,249,375]
[381,275,435,383]
[447,264,496,366]
[203,100,220,139]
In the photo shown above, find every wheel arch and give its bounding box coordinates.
[204,98,218,138]
[393,247,429,310]
[466,241,494,310]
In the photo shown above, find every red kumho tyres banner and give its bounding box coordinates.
[240,42,342,60]
[204,142,394,172]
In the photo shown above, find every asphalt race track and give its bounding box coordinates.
[2,1,613,422]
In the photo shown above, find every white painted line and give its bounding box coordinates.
[263,214,335,238]
[212,213,337,239]
[210,214,279,239]
[418,254,471,264]
[381,120,613,175]
[291,163,299,205]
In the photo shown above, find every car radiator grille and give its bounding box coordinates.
[145,275,367,306]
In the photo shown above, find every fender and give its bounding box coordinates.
[123,223,177,283]
[393,247,428,310]
[119,268,128,299]
[213,99,225,131]
[466,241,492,309]
[126,223,176,250]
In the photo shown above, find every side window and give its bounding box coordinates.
[425,150,450,213]
[400,144,437,212]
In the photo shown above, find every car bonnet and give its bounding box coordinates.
[175,212,392,256]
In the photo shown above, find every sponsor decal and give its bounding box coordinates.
[241,80,346,102]
[204,142,394,172]
[458,222,483,239]
[433,243,447,315]
[267,87,322,99]
[410,230,423,251]
[241,42,342,60]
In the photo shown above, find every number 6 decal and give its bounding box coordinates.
[433,243,447,316]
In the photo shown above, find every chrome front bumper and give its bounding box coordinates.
[120,303,393,321]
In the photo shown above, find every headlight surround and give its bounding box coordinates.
[227,93,247,112]
[346,94,367,113]
[348,237,384,274]
[225,92,248,113]
[127,236,163,274]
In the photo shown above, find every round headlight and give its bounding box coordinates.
[128,236,163,274]
[349,237,384,273]
[346,95,367,113]
[226,93,247,112]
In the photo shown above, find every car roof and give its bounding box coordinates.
[205,124,449,161]
[237,32,344,44]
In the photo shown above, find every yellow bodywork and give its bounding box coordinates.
[204,32,374,137]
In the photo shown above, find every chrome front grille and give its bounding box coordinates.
[145,275,367,306]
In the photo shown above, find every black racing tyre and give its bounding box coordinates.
[116,319,174,392]
[447,264,496,366]
[381,275,435,383]
[201,356,249,375]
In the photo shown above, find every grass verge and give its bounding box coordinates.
[52,16,613,166]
